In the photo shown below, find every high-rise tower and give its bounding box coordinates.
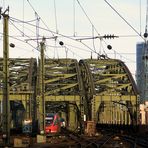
[136,42,148,103]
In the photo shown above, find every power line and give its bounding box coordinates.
[0,32,37,51]
[73,0,114,55]
[10,15,135,63]
[3,19,49,58]
[26,0,93,48]
[76,0,100,37]
[139,0,142,35]
[10,17,99,56]
[65,46,83,59]
[92,25,97,53]
[11,18,37,23]
[145,0,148,35]
[116,35,139,38]
[6,32,50,58]
[25,0,119,59]
[35,12,40,49]
[9,17,98,59]
[73,0,76,36]
[53,0,58,33]
[26,0,54,37]
[10,0,137,64]
[104,0,145,41]
[9,20,37,45]
[10,18,36,35]
[65,43,91,53]
[22,0,25,36]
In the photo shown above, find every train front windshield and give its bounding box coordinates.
[45,115,54,125]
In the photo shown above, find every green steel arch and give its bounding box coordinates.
[0,58,37,128]
[37,58,85,132]
[79,59,139,125]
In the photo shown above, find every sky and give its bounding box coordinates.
[0,0,147,80]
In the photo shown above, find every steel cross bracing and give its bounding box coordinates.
[0,58,36,93]
[79,59,139,125]
[37,58,85,131]
[0,57,139,133]
[43,59,82,95]
[0,58,37,128]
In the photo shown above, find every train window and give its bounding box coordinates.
[45,116,54,125]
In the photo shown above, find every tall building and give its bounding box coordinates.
[136,42,148,103]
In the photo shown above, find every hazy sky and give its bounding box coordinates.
[0,0,147,78]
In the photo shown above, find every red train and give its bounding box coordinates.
[45,113,61,134]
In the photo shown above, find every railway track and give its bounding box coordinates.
[0,127,146,148]
[1,127,146,147]
[119,135,148,148]
[30,129,146,148]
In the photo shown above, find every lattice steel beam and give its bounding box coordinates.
[80,59,139,125]
[37,58,85,132]
[0,58,37,129]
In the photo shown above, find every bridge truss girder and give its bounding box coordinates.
[0,58,37,128]
[37,58,85,132]
[79,59,139,125]
[44,95,82,131]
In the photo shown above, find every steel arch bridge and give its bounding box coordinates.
[0,57,139,133]
[37,58,85,132]
[0,58,37,128]
[79,59,139,126]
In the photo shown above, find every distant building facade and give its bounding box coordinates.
[136,42,148,103]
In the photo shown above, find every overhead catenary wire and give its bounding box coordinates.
[26,0,134,62]
[53,0,58,33]
[22,0,25,36]
[112,49,136,63]
[10,18,37,35]
[104,0,145,41]
[54,38,59,58]
[65,43,91,53]
[76,0,100,37]
[10,16,99,55]
[26,0,99,52]
[92,25,96,53]
[145,0,148,34]
[35,12,40,49]
[139,0,142,35]
[9,16,97,60]
[99,39,109,59]
[64,46,84,59]
[73,0,76,36]
[11,18,37,23]
[2,0,5,10]
[6,0,138,65]
[10,16,135,63]
[75,0,113,55]
[7,20,50,58]
[76,0,110,55]
[26,0,101,58]
[9,20,37,46]
[0,32,37,51]
[26,0,54,37]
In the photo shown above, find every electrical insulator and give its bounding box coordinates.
[107,45,112,50]
[103,34,116,39]
[59,41,64,46]
[144,32,148,38]
[10,43,15,48]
